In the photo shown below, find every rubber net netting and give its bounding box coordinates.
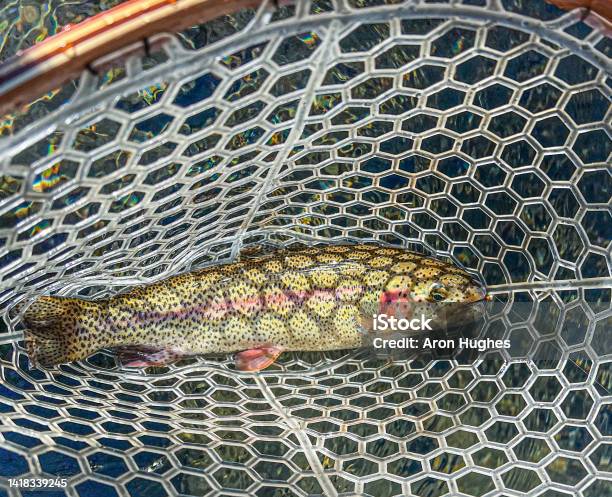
[0,1,610,496]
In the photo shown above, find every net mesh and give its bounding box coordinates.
[0,1,610,496]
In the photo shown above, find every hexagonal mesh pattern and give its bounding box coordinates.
[0,1,610,496]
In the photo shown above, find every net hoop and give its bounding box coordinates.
[0,0,279,115]
[1,0,611,119]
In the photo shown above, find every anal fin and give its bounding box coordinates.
[113,346,189,368]
[235,346,284,371]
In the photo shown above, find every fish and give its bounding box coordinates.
[22,244,487,371]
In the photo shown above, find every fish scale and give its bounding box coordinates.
[23,244,487,369]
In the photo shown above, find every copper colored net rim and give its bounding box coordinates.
[0,0,610,117]
[0,0,281,115]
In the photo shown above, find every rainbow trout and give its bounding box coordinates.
[23,244,487,370]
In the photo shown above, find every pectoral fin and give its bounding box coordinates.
[113,346,189,367]
[235,346,284,371]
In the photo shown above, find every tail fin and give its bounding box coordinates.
[23,296,88,368]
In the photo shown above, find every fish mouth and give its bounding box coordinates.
[464,284,488,303]
[477,286,489,302]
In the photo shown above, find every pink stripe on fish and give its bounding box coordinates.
[124,285,368,325]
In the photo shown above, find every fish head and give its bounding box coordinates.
[377,256,487,327]
[413,259,488,330]
[406,259,487,304]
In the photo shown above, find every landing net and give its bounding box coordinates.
[0,1,610,496]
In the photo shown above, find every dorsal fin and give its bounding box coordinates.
[237,244,278,261]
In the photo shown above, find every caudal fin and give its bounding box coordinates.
[23,296,87,368]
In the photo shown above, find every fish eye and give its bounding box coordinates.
[429,283,448,302]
